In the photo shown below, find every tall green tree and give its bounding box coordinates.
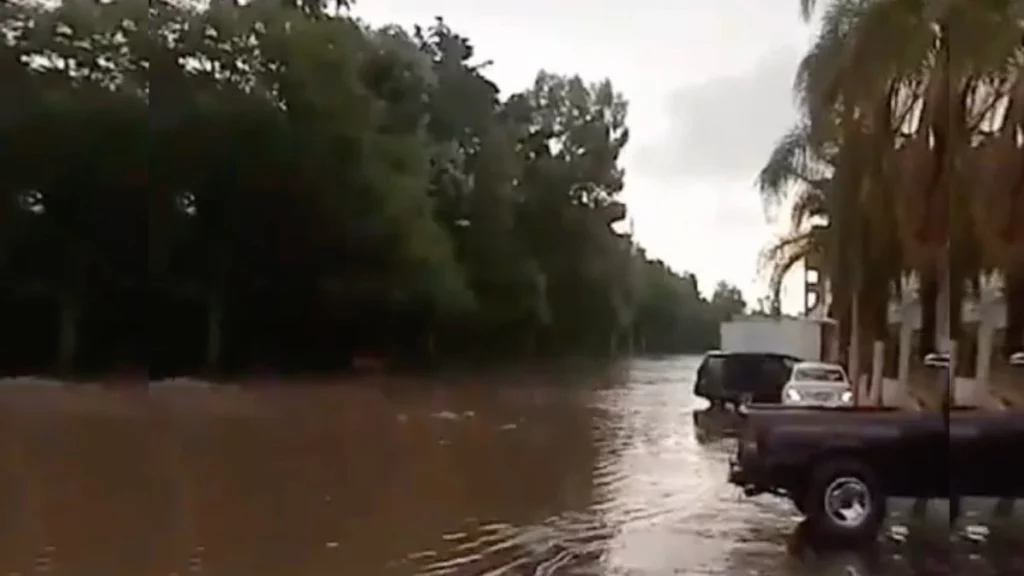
[0,1,739,376]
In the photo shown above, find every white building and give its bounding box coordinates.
[802,266,1008,332]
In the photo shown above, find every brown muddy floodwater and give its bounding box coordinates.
[0,357,995,575]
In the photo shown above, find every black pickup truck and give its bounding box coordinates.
[728,405,946,544]
[728,402,1024,545]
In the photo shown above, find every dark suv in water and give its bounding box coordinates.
[693,351,801,407]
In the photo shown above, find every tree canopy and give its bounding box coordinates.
[0,1,744,377]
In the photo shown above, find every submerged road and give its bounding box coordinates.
[0,357,1018,575]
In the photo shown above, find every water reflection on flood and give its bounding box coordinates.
[0,357,1001,575]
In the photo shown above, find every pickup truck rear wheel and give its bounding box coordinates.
[803,458,886,546]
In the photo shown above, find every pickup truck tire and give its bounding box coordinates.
[802,457,886,546]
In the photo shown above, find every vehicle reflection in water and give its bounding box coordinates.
[0,357,977,575]
[691,405,743,444]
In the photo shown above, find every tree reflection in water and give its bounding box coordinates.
[0,387,157,575]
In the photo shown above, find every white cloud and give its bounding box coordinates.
[353,0,813,311]
[632,48,803,182]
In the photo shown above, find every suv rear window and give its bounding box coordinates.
[761,356,796,383]
[700,355,724,382]
[694,353,802,403]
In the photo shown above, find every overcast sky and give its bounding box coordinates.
[353,0,816,311]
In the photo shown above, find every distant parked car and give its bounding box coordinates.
[781,361,853,407]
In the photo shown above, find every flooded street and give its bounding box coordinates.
[0,356,1005,575]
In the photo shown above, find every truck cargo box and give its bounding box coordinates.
[720,315,830,361]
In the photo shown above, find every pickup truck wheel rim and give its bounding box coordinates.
[823,476,871,528]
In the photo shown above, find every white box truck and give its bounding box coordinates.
[719,315,829,361]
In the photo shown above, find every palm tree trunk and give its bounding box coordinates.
[919,274,939,357]
[849,291,861,404]
[1005,273,1024,357]
[870,339,884,405]
[897,280,914,399]
[976,288,996,403]
[56,291,80,377]
[56,249,88,377]
[205,292,223,374]
[937,267,950,354]
[995,275,1021,518]
[949,271,964,354]
[836,302,851,366]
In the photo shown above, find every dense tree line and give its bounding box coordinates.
[0,1,743,378]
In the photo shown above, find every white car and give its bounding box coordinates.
[781,361,853,407]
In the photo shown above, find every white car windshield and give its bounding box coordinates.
[793,367,845,382]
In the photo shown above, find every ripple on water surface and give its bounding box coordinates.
[354,357,955,576]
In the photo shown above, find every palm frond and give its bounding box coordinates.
[756,122,834,218]
[800,0,820,22]
[759,227,825,305]
[790,187,828,228]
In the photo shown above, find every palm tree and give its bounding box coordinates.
[951,1,1024,358]
[761,0,1022,385]
[757,122,832,303]
[759,0,925,385]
